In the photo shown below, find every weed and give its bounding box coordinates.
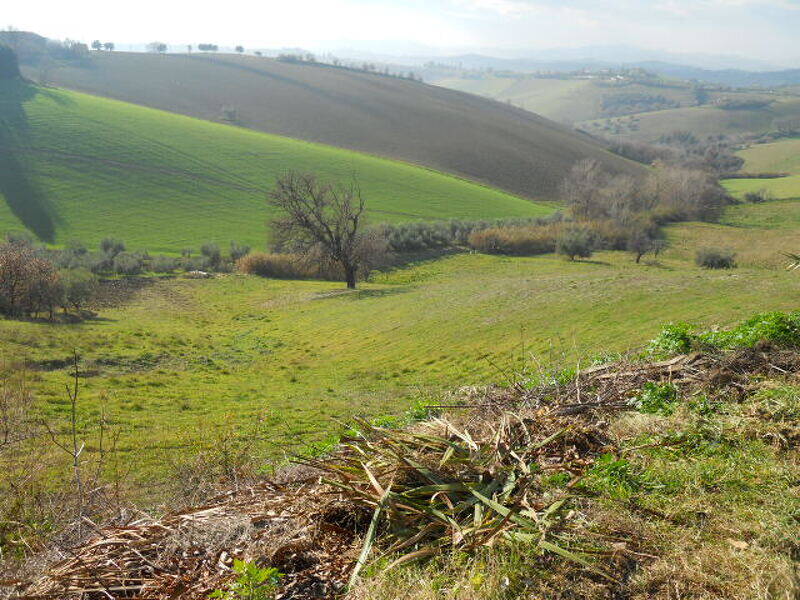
[209,560,282,600]
[634,382,678,416]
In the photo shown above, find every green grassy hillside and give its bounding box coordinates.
[20,51,645,198]
[580,96,800,142]
[0,80,552,251]
[723,137,800,202]
[739,137,800,173]
[3,198,798,485]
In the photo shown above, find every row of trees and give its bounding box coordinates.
[90,40,114,51]
[258,157,734,289]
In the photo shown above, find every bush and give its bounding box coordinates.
[100,237,125,258]
[60,268,98,311]
[113,252,144,276]
[702,311,800,349]
[744,189,772,203]
[230,241,251,261]
[5,231,34,246]
[0,243,61,317]
[468,225,557,256]
[151,255,178,273]
[379,216,560,253]
[648,312,800,357]
[237,253,314,279]
[200,243,222,270]
[695,247,736,269]
[647,322,696,357]
[556,228,594,261]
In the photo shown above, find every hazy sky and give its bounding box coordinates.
[6,0,800,64]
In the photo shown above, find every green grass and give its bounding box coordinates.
[0,80,551,252]
[723,137,800,202]
[739,137,800,173]
[724,176,800,200]
[4,197,800,487]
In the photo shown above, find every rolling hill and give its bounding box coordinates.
[429,74,703,124]
[723,137,800,202]
[579,96,800,142]
[0,80,553,251]
[17,50,645,199]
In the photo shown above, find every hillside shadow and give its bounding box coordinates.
[0,80,60,242]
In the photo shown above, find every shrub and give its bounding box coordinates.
[100,237,125,258]
[201,243,222,270]
[230,241,251,261]
[647,322,696,357]
[467,225,558,256]
[556,228,594,260]
[744,189,772,203]
[237,252,314,279]
[113,252,144,276]
[65,239,88,257]
[0,243,61,317]
[379,216,560,253]
[695,247,736,269]
[648,312,800,357]
[701,311,800,349]
[60,268,98,311]
[5,231,34,246]
[151,255,178,273]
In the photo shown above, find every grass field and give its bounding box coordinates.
[18,51,645,198]
[0,80,553,251]
[723,137,800,202]
[3,197,799,489]
[739,137,800,173]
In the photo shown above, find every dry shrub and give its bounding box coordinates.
[467,219,647,256]
[467,223,561,255]
[236,252,318,280]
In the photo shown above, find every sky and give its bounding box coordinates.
[5,0,800,66]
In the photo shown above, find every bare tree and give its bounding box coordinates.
[627,229,654,263]
[559,159,609,221]
[268,172,370,289]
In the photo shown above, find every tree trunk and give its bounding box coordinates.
[345,266,357,289]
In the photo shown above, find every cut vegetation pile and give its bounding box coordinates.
[17,337,800,599]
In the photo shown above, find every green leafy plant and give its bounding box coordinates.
[585,454,654,499]
[700,311,800,349]
[634,382,678,416]
[647,322,696,357]
[209,560,282,600]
